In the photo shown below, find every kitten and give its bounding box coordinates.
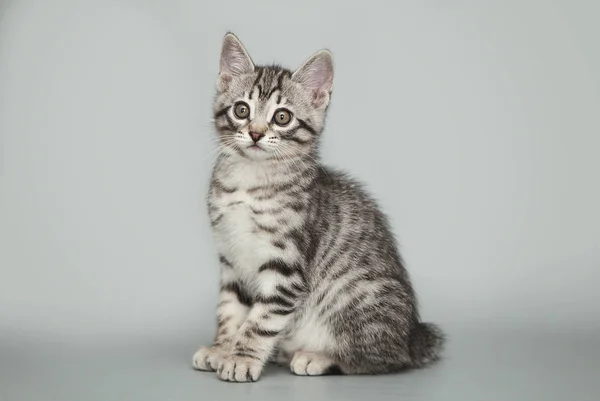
[192,33,444,382]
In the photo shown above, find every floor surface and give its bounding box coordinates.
[1,326,598,401]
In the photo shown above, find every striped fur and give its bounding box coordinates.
[192,33,444,382]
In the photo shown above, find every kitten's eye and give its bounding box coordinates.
[233,102,250,119]
[272,108,293,126]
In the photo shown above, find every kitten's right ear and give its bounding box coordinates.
[218,33,254,92]
[292,49,334,109]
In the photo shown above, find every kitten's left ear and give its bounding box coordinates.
[292,50,334,109]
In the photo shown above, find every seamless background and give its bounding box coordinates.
[1,1,599,400]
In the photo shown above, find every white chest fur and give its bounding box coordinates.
[209,160,298,287]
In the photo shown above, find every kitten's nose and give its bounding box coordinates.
[249,132,265,143]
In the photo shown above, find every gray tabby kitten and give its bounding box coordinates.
[192,33,444,382]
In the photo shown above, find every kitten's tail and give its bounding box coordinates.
[409,322,446,368]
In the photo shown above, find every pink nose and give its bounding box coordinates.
[249,132,265,143]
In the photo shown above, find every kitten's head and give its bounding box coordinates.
[213,33,333,161]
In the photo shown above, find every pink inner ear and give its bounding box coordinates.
[221,52,251,76]
[220,37,254,77]
[293,51,334,98]
[306,60,333,92]
[220,73,233,83]
[314,89,328,103]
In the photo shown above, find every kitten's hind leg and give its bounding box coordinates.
[290,351,344,376]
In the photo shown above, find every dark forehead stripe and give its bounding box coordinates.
[252,67,265,88]
[266,68,292,100]
[251,65,292,101]
[249,67,265,100]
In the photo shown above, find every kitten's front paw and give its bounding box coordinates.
[217,355,262,382]
[192,346,225,372]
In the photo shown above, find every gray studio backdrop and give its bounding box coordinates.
[0,1,599,399]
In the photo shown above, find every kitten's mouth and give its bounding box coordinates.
[247,144,264,151]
